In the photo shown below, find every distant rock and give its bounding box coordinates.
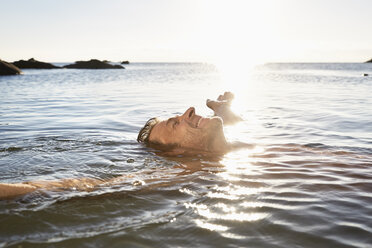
[0,60,22,75]
[13,58,60,69]
[365,58,372,63]
[64,59,124,69]
[363,73,369,77]
[121,60,130,64]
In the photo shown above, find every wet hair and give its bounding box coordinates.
[137,117,160,143]
[137,117,178,151]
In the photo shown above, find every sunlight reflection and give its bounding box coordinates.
[213,61,271,123]
[207,192,239,200]
[224,122,248,142]
[221,147,265,173]
[185,203,268,222]
[220,232,247,240]
[179,187,198,196]
[195,220,228,232]
[208,185,263,199]
[241,201,299,210]
[186,144,272,232]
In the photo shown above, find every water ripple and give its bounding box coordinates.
[1,63,372,247]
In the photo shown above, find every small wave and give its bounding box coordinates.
[0,146,23,152]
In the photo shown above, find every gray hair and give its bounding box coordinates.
[137,117,160,143]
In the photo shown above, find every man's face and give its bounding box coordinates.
[148,107,227,152]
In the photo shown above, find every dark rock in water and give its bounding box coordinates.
[365,58,372,63]
[0,60,22,75]
[363,73,369,76]
[64,59,124,69]
[126,158,135,163]
[13,58,60,69]
[121,60,130,64]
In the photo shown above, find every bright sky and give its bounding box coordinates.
[1,0,371,63]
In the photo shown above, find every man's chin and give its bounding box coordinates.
[208,116,224,130]
[204,117,227,151]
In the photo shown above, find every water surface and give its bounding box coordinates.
[0,63,372,247]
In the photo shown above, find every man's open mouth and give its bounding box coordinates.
[188,115,203,128]
[196,117,202,128]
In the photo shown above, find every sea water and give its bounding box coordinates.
[0,63,371,247]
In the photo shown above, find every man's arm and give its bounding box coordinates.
[0,183,38,198]
[0,177,105,199]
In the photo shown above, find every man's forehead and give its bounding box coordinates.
[154,120,166,129]
[149,120,169,141]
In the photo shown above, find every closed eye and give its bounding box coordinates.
[166,118,179,129]
[173,120,179,128]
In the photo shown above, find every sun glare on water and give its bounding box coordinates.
[185,3,278,232]
[189,145,269,233]
[183,1,280,233]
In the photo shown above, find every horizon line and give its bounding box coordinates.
[2,58,371,64]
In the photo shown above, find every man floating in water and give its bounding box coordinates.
[0,92,242,199]
[138,91,242,155]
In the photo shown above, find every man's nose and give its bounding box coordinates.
[182,107,195,119]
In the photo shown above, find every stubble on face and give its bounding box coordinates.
[182,117,227,152]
